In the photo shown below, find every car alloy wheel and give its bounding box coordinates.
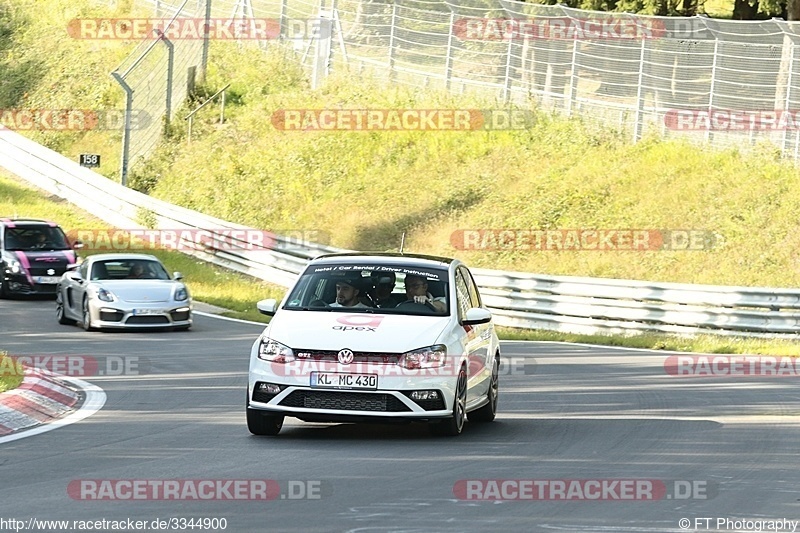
[56,290,76,325]
[468,356,498,423]
[82,297,95,332]
[431,365,467,437]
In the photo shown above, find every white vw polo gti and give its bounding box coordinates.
[247,253,501,436]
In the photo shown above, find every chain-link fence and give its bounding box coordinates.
[123,0,800,167]
[112,0,208,185]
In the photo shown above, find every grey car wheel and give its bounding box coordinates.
[56,290,76,325]
[82,296,95,331]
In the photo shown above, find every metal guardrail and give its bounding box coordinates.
[1,128,799,338]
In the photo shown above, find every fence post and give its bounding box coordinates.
[111,72,133,187]
[706,39,719,143]
[566,39,579,116]
[200,0,212,82]
[633,38,647,143]
[388,3,397,80]
[445,12,455,91]
[279,0,288,39]
[311,15,333,89]
[161,33,175,131]
[778,31,796,155]
[503,35,513,102]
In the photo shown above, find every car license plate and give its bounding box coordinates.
[132,308,162,315]
[34,276,60,284]
[310,372,378,390]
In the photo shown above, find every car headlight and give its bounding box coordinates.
[2,254,22,274]
[400,344,447,369]
[96,288,115,302]
[175,286,189,301]
[258,338,295,363]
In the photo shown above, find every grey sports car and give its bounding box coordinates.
[56,253,192,331]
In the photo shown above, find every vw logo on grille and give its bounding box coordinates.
[337,349,354,365]
[46,269,55,275]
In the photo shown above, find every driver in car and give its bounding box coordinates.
[330,277,370,308]
[403,274,446,313]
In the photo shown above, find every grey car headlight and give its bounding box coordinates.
[97,288,115,302]
[175,286,189,301]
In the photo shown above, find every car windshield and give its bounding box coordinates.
[3,225,71,252]
[90,259,171,281]
[283,263,450,316]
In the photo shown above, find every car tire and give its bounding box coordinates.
[81,296,96,332]
[0,278,9,299]
[247,408,284,436]
[468,356,499,423]
[56,290,76,325]
[430,365,467,437]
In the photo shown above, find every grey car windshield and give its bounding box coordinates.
[90,260,171,281]
[283,264,450,315]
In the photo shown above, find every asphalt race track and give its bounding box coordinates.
[2,298,800,533]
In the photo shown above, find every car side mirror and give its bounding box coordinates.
[462,307,492,326]
[72,240,84,250]
[173,272,183,280]
[257,298,278,316]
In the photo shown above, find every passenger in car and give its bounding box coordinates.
[366,271,404,309]
[403,274,446,313]
[329,277,371,308]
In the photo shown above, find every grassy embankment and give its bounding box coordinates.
[0,353,23,392]
[2,0,800,356]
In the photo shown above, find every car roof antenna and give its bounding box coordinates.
[399,232,406,254]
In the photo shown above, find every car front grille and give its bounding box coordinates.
[126,316,170,325]
[279,391,411,412]
[29,266,66,277]
[292,349,400,364]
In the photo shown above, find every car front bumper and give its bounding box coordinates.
[248,363,457,422]
[89,300,192,329]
